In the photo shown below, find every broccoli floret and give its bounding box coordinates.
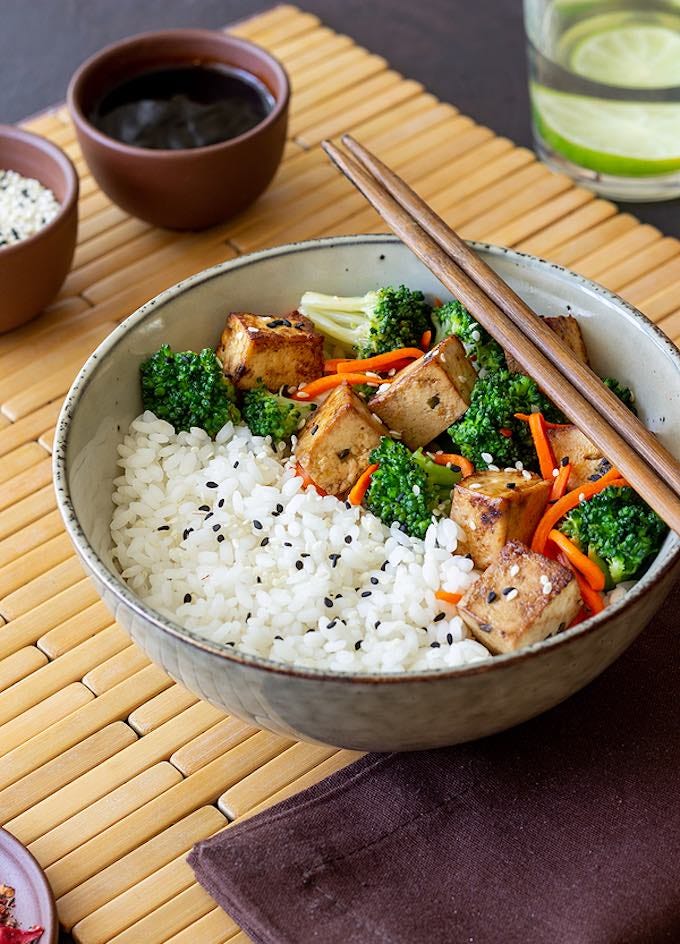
[448,369,565,470]
[298,285,432,357]
[364,438,460,539]
[140,344,240,437]
[560,485,667,585]
[241,384,315,443]
[603,377,637,415]
[433,299,506,372]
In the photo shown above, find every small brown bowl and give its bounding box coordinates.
[67,29,290,230]
[0,125,78,333]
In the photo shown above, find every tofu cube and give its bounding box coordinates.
[217,311,324,390]
[450,470,551,569]
[547,425,608,491]
[295,383,386,497]
[505,315,589,374]
[458,540,582,654]
[369,337,477,449]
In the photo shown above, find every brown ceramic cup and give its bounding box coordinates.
[0,125,78,333]
[67,29,290,230]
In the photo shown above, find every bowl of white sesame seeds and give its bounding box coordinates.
[0,124,78,333]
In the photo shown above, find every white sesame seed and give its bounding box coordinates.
[388,429,402,439]
[552,468,560,478]
[579,492,586,503]
[539,574,549,585]
[487,464,500,472]
[468,483,483,490]
[468,519,477,531]
[471,330,482,342]
[297,382,307,390]
[412,484,421,496]
[481,452,493,464]
[365,371,381,379]
[509,564,520,577]
[522,470,532,480]
[504,468,516,474]
[0,169,60,247]
[542,581,553,595]
[515,461,524,470]
[505,588,519,601]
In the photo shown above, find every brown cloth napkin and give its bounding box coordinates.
[189,582,680,944]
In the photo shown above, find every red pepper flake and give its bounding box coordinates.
[499,427,513,438]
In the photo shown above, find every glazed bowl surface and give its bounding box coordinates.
[0,124,78,333]
[67,29,289,229]
[54,236,680,751]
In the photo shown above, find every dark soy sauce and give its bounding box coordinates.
[90,64,275,150]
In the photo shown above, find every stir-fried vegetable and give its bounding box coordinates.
[432,299,506,372]
[241,384,316,443]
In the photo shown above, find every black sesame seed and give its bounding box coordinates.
[280,318,292,327]
[327,620,337,629]
[446,633,453,644]
[337,448,351,459]
[344,500,352,510]
[478,622,493,633]
[198,505,210,512]
[246,612,251,620]
[361,590,372,598]
[324,597,333,608]
[182,528,192,541]
[434,612,445,622]
[374,620,381,629]
[206,481,218,488]
[284,541,292,547]
[256,576,262,583]
[217,534,225,543]
[335,593,343,599]
[226,641,235,646]
[157,525,170,531]
[266,319,285,328]
[276,503,283,513]
[260,537,269,546]
[561,455,570,467]
[205,512,213,520]
[295,560,303,570]
[430,641,441,648]
[502,586,516,596]
[301,553,310,558]
[218,498,225,508]
[233,461,239,469]
[370,576,379,585]
[506,482,517,490]
[294,322,305,330]
[306,628,315,634]
[310,424,319,436]
[355,640,363,650]
[450,464,461,473]
[212,524,221,532]
[344,535,352,544]
[183,593,192,604]
[274,634,283,640]
[427,394,441,409]
[380,561,388,571]
[487,590,497,604]
[253,520,263,530]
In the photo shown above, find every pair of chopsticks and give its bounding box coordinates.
[321,135,680,536]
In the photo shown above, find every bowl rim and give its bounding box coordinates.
[66,27,290,159]
[0,123,79,257]
[53,234,680,685]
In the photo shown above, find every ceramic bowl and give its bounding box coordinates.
[67,29,289,230]
[54,236,680,751]
[0,125,78,333]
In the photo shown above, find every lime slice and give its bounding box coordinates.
[531,83,680,176]
[569,23,680,88]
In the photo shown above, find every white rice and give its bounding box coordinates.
[110,412,490,673]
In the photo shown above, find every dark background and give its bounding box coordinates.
[2,0,678,235]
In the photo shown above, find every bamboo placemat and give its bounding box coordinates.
[2,5,680,942]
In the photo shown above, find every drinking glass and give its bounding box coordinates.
[524,0,680,201]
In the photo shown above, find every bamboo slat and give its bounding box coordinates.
[4,6,679,942]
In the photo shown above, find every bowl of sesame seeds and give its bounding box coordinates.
[0,124,78,332]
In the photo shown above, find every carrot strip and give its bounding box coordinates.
[348,463,379,506]
[548,529,605,591]
[525,412,557,480]
[291,373,392,400]
[433,297,443,308]
[573,568,605,615]
[294,462,327,496]
[435,590,463,605]
[335,348,424,373]
[323,357,346,373]
[550,462,571,501]
[531,469,625,554]
[420,330,432,351]
[430,453,475,478]
[514,413,572,430]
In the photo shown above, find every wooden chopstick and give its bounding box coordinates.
[341,133,680,499]
[320,138,680,536]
